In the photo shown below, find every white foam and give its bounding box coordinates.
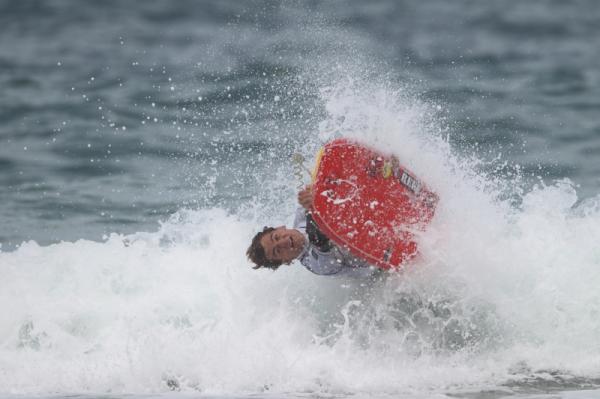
[2,82,600,396]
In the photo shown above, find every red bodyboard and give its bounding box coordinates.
[311,139,438,270]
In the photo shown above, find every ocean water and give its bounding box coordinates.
[2,1,600,398]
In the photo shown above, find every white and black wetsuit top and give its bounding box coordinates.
[292,208,380,278]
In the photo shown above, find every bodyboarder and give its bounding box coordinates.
[246,185,380,277]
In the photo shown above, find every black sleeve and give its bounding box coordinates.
[305,212,332,252]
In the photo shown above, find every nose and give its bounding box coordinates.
[276,234,291,249]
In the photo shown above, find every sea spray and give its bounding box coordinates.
[2,77,600,396]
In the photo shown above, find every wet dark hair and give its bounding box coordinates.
[246,227,284,270]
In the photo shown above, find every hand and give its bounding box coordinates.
[298,185,314,210]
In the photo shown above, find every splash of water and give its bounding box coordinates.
[2,75,600,396]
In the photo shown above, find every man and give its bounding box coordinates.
[246,185,380,277]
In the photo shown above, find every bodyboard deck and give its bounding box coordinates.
[311,138,438,270]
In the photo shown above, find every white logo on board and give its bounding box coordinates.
[400,171,421,194]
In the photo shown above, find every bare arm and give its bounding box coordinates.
[297,185,314,210]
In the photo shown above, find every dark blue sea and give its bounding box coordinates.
[1,1,600,398]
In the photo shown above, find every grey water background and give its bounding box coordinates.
[1,0,599,251]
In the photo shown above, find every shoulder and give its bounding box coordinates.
[298,246,344,275]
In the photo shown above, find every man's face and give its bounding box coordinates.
[260,226,306,264]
